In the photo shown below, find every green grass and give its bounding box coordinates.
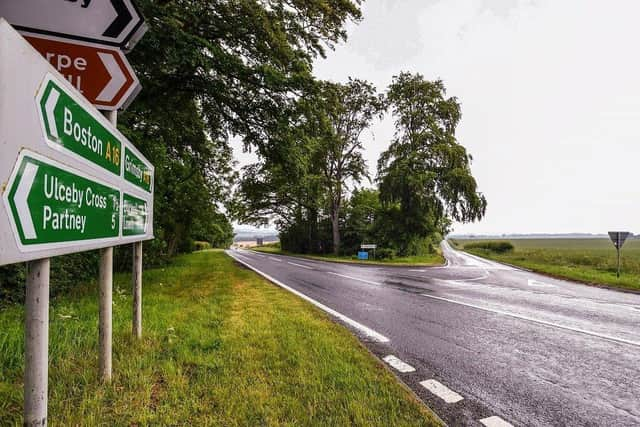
[0,250,439,426]
[453,238,640,291]
[252,246,444,267]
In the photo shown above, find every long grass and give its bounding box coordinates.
[0,250,439,426]
[456,238,640,291]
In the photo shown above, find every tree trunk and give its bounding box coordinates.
[331,206,340,255]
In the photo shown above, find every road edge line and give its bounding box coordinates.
[226,250,390,343]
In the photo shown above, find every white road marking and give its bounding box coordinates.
[528,279,555,287]
[328,272,382,286]
[287,261,314,270]
[420,379,464,403]
[269,257,282,262]
[409,269,427,272]
[421,294,640,348]
[480,415,514,427]
[226,251,390,343]
[383,355,415,373]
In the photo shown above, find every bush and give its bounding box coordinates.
[193,241,212,251]
[375,248,396,260]
[464,241,514,253]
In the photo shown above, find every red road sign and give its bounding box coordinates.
[24,33,140,111]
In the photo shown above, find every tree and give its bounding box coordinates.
[119,0,364,255]
[377,72,486,255]
[316,79,385,254]
[342,188,381,254]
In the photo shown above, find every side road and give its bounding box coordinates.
[0,250,440,426]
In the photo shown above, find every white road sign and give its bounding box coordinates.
[0,0,146,49]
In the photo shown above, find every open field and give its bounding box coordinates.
[453,238,640,291]
[0,250,439,426]
[252,246,444,267]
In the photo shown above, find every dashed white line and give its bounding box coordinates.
[328,272,382,286]
[383,355,415,373]
[226,251,390,343]
[409,269,427,272]
[421,294,640,348]
[287,261,314,270]
[419,379,463,403]
[480,415,514,427]
[269,257,282,262]
[527,279,554,287]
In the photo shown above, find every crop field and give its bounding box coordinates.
[452,238,640,291]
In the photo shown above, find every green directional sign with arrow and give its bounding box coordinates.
[6,152,120,247]
[123,193,148,236]
[124,147,153,193]
[38,75,122,176]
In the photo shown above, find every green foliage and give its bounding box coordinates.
[375,248,397,260]
[193,241,212,251]
[342,188,382,254]
[377,72,486,255]
[464,241,514,253]
[315,79,386,254]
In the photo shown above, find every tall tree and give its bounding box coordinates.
[119,0,364,255]
[317,79,385,254]
[377,72,486,255]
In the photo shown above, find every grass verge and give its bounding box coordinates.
[252,246,444,267]
[452,238,640,292]
[0,250,439,426]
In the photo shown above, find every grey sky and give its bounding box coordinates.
[234,0,640,235]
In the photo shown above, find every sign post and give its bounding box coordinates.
[361,243,377,260]
[24,258,50,427]
[0,19,152,421]
[608,231,631,278]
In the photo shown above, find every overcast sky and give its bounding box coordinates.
[234,0,640,235]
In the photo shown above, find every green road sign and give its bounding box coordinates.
[124,147,153,193]
[123,193,148,236]
[38,76,122,176]
[6,152,120,247]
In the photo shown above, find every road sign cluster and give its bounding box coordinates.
[1,3,152,424]
[0,3,152,265]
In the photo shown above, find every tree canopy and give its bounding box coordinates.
[377,72,487,255]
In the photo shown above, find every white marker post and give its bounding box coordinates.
[24,258,50,426]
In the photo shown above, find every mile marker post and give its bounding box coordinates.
[24,258,50,427]
[98,110,117,382]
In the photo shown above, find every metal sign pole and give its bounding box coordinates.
[133,241,142,338]
[98,110,116,382]
[24,258,50,427]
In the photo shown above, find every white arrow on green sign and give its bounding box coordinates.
[37,73,154,193]
[4,152,120,248]
[38,74,122,176]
